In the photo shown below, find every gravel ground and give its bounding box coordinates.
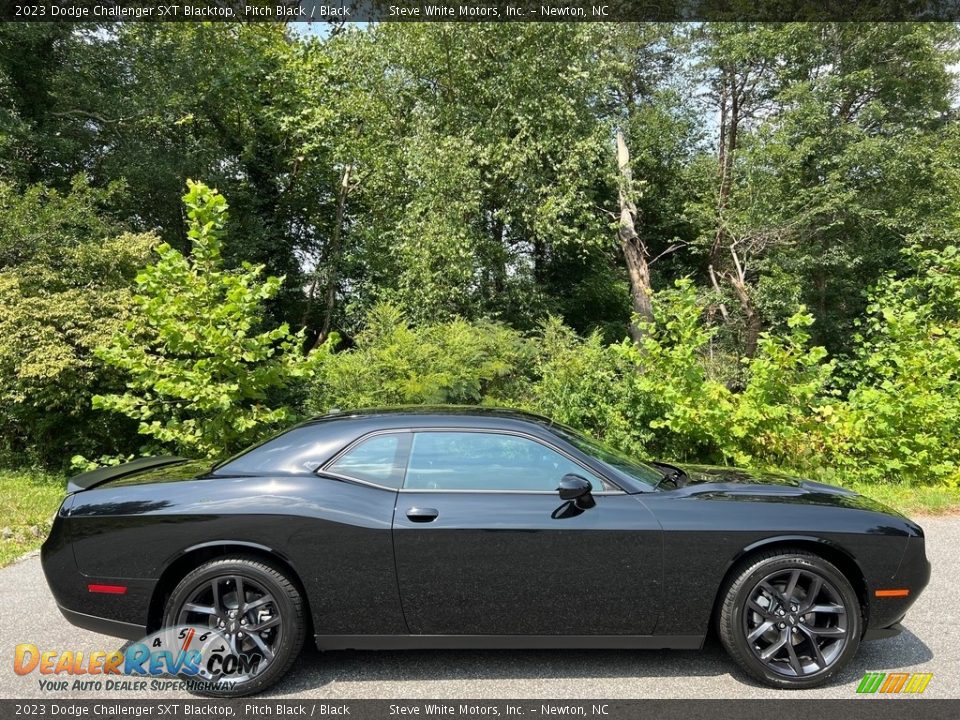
[1,516,955,700]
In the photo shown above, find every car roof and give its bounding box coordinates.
[301,405,558,433]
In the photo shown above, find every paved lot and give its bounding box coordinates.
[1,517,956,700]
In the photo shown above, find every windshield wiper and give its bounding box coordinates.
[651,461,688,489]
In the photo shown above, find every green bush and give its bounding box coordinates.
[823,245,960,487]
[524,281,833,469]
[93,181,321,459]
[523,282,731,462]
[309,303,532,412]
[728,312,835,469]
[521,317,641,448]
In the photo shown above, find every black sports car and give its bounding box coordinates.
[42,407,929,696]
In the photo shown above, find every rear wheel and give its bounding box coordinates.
[162,556,305,697]
[718,550,861,688]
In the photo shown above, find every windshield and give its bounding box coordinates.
[547,424,663,488]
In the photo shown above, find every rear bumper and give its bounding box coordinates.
[41,500,154,640]
[56,605,146,640]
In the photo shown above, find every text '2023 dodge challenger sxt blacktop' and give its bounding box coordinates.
[42,407,929,696]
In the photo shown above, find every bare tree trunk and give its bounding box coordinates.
[712,69,739,265]
[728,245,761,357]
[616,129,654,343]
[711,69,761,356]
[713,72,729,263]
[301,269,321,328]
[308,164,353,352]
[707,264,730,322]
[532,236,546,285]
[730,280,761,357]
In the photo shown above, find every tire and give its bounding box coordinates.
[162,556,306,697]
[718,549,861,689]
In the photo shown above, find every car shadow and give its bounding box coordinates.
[264,629,933,696]
[815,627,934,689]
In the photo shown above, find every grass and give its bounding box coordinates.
[0,467,956,569]
[0,468,65,567]
[846,480,960,516]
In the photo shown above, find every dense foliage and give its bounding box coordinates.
[1,22,958,492]
[308,267,959,488]
[0,178,151,464]
[310,303,531,410]
[825,246,960,487]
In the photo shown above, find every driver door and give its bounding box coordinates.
[391,430,661,636]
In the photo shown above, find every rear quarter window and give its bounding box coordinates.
[214,425,345,475]
[325,433,411,488]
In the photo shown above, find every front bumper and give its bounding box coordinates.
[863,620,904,641]
[863,534,931,640]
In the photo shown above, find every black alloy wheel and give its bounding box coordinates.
[719,550,862,688]
[163,556,306,697]
[743,568,849,677]
[178,574,283,674]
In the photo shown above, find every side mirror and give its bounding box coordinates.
[558,473,592,501]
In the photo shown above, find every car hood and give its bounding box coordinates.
[669,463,902,515]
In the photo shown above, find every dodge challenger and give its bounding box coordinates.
[41,407,930,696]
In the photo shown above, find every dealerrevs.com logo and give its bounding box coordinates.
[13,625,262,692]
[856,672,934,694]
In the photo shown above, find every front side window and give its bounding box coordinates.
[547,424,663,488]
[404,431,609,492]
[326,433,410,488]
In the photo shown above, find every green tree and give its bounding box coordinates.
[300,24,663,334]
[0,24,315,323]
[94,181,320,458]
[690,23,960,358]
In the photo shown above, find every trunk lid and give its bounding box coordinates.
[66,456,188,493]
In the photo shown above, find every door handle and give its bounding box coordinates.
[406,507,439,523]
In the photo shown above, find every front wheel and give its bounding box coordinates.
[718,550,861,688]
[162,556,306,697]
